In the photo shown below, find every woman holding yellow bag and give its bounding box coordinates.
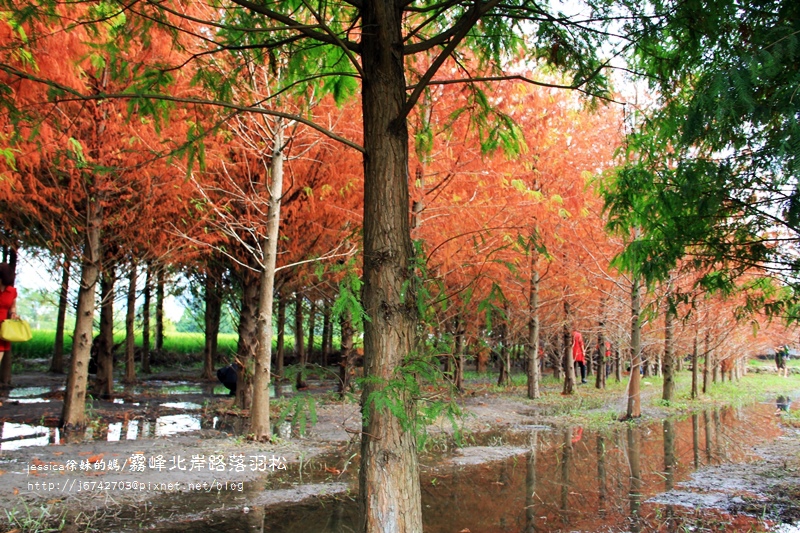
[0,262,18,370]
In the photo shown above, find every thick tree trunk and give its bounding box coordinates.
[662,303,675,402]
[141,262,152,374]
[235,267,259,410]
[249,121,284,441]
[627,276,642,418]
[358,1,422,528]
[527,266,540,399]
[294,292,306,389]
[93,266,115,399]
[202,269,222,380]
[50,257,70,374]
[61,200,102,428]
[124,260,137,384]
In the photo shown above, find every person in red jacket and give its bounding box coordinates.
[0,263,19,369]
[572,329,587,384]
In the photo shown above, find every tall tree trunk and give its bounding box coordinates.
[358,2,422,528]
[93,266,115,399]
[307,298,317,365]
[702,330,710,394]
[249,120,284,441]
[61,198,102,428]
[321,299,332,368]
[627,276,642,418]
[527,266,540,399]
[454,314,465,393]
[497,320,509,387]
[662,302,675,402]
[294,292,306,389]
[50,257,70,374]
[276,293,286,381]
[235,267,259,410]
[595,321,606,390]
[338,310,355,397]
[141,262,152,374]
[155,266,165,354]
[691,323,699,399]
[562,301,575,395]
[202,269,222,380]
[124,260,137,383]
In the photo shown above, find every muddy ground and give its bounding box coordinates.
[0,369,798,532]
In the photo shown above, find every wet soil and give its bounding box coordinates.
[0,370,798,532]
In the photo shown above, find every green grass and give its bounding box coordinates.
[10,330,240,359]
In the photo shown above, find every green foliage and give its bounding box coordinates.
[605,0,800,316]
[276,392,318,437]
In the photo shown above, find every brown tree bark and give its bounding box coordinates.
[50,257,70,374]
[294,291,307,389]
[527,266,540,399]
[562,301,576,395]
[155,266,165,354]
[202,268,222,380]
[61,198,102,428]
[276,293,286,381]
[662,302,675,402]
[357,1,423,527]
[235,266,259,410]
[626,276,642,418]
[124,259,137,384]
[141,261,152,374]
[93,266,115,399]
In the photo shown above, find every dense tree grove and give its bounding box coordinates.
[0,0,798,531]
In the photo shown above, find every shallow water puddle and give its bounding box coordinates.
[138,401,792,533]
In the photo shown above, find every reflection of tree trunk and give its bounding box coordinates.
[338,311,354,397]
[663,420,675,490]
[692,413,700,468]
[663,419,677,531]
[560,427,572,520]
[124,260,137,384]
[627,276,642,418]
[295,292,307,389]
[597,434,607,518]
[93,267,115,399]
[525,431,538,533]
[202,268,222,380]
[714,409,722,459]
[141,262,152,374]
[704,410,712,462]
[627,425,642,533]
[663,303,675,402]
[51,257,70,374]
[527,267,540,399]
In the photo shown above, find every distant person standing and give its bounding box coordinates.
[572,329,587,384]
[0,263,18,401]
[776,345,790,378]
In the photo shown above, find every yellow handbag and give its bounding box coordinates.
[0,318,32,342]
